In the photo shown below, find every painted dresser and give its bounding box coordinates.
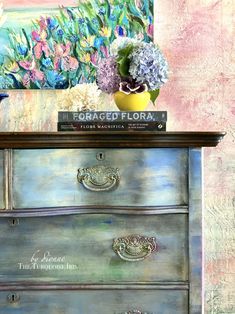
[0,132,224,314]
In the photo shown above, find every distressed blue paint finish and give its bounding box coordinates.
[0,290,188,314]
[12,148,188,208]
[0,150,4,210]
[0,214,188,283]
[188,148,203,314]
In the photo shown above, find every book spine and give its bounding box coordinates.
[58,111,167,122]
[57,122,166,131]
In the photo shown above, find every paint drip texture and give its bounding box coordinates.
[0,1,234,313]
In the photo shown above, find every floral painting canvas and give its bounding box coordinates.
[0,0,153,89]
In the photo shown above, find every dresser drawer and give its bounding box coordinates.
[0,290,188,314]
[12,148,188,209]
[0,214,188,283]
[0,150,4,210]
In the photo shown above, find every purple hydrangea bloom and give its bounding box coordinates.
[96,57,121,94]
[129,42,169,91]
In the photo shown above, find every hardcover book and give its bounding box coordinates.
[58,111,167,123]
[57,121,166,131]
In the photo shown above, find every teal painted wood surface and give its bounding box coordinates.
[0,214,188,283]
[188,148,202,314]
[0,290,188,314]
[12,148,188,208]
[0,150,4,210]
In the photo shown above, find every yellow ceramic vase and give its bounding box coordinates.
[113,91,151,111]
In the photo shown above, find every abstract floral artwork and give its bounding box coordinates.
[0,0,153,89]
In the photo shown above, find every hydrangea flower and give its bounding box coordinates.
[96,56,121,94]
[58,83,102,111]
[129,42,169,91]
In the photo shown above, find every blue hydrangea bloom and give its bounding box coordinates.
[129,42,169,90]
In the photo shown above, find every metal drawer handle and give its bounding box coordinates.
[113,235,157,262]
[77,165,120,192]
[123,311,149,314]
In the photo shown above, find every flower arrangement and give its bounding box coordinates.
[96,37,169,108]
[58,83,102,111]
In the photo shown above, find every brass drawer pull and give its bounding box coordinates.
[77,165,120,192]
[123,310,147,314]
[113,235,157,262]
[122,310,151,314]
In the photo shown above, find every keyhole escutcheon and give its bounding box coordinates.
[96,152,105,161]
[7,293,20,303]
[8,218,19,226]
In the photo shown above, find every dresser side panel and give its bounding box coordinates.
[0,150,4,210]
[189,148,203,314]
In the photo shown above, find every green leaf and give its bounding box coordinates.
[103,0,111,18]
[149,89,160,104]
[118,58,130,77]
[117,44,133,58]
[118,11,125,24]
[127,0,143,18]
[117,44,134,77]
[143,0,150,17]
[130,15,145,28]
[22,28,31,50]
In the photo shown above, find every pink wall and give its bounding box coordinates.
[0,1,234,312]
[157,1,235,312]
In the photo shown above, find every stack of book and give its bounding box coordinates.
[57,111,167,131]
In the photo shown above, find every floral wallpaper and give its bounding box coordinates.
[0,0,234,313]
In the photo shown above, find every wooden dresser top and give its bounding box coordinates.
[0,131,225,148]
